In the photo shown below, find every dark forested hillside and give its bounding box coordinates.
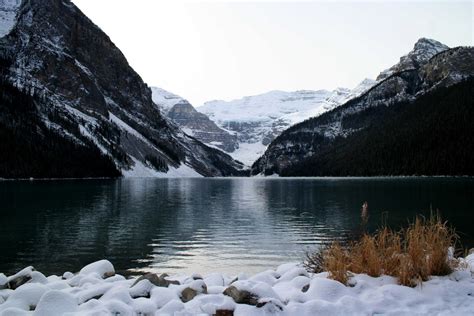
[0,80,121,179]
[279,78,474,176]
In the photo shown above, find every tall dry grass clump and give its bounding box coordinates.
[305,214,459,286]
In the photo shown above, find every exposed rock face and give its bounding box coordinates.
[377,38,449,81]
[252,40,474,176]
[152,87,239,153]
[0,0,246,178]
[167,101,239,152]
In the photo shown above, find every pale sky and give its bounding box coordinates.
[72,0,473,106]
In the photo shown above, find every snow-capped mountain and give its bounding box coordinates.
[150,87,185,113]
[252,39,474,176]
[151,87,239,153]
[0,0,246,178]
[377,38,449,81]
[197,80,375,165]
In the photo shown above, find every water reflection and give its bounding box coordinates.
[0,178,472,276]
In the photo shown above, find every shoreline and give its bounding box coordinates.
[1,257,473,315]
[1,175,473,182]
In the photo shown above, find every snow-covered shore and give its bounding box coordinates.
[1,257,474,315]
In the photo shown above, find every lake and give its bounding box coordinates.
[0,177,473,277]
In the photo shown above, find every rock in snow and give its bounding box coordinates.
[0,258,474,315]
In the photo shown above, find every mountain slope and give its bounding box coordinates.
[252,40,473,176]
[152,87,239,153]
[0,0,246,178]
[197,80,375,165]
[280,78,474,176]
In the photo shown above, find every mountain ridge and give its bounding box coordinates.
[0,0,246,178]
[251,39,474,176]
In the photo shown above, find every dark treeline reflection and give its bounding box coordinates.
[0,178,473,276]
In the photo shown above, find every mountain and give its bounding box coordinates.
[151,87,239,153]
[377,38,449,81]
[252,39,474,176]
[0,0,246,178]
[197,80,375,165]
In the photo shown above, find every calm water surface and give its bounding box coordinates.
[0,178,473,276]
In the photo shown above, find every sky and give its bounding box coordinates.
[72,0,473,106]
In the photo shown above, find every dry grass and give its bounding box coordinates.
[305,214,459,286]
[323,242,350,285]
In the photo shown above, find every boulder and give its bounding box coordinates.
[256,298,284,312]
[223,285,259,305]
[180,287,198,303]
[132,273,179,288]
[180,280,208,303]
[214,310,234,316]
[302,284,310,293]
[79,260,115,279]
[8,275,32,290]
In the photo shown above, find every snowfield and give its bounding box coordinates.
[1,256,473,315]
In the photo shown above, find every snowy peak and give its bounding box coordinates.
[199,89,332,123]
[0,0,21,38]
[151,87,186,113]
[377,38,449,81]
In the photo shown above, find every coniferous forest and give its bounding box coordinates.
[0,80,121,179]
[279,78,474,176]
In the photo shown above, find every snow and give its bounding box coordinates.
[198,90,333,124]
[78,125,108,156]
[108,112,152,146]
[34,291,78,316]
[74,59,93,78]
[78,260,114,279]
[196,81,375,165]
[151,87,186,113]
[122,157,203,178]
[0,0,21,38]
[1,257,473,315]
[231,142,268,166]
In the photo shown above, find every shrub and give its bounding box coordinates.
[304,214,459,287]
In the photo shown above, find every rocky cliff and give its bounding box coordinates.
[152,87,239,153]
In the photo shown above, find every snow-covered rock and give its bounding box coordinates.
[78,260,115,279]
[0,260,473,315]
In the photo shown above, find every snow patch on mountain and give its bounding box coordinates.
[199,90,331,124]
[0,0,21,38]
[151,87,185,113]
[122,158,203,178]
